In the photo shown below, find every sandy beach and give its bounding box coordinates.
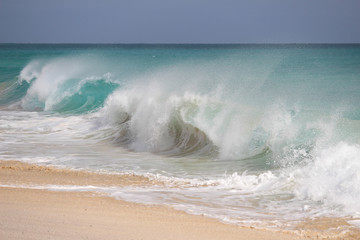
[0,160,359,240]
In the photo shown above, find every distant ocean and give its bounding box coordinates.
[1,44,360,229]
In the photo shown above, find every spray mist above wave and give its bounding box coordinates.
[13,52,360,164]
[96,77,352,166]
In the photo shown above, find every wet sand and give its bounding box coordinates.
[0,160,358,240]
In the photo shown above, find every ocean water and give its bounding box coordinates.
[1,44,360,230]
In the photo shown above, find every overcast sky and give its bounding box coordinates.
[0,0,360,43]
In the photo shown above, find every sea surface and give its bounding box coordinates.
[1,44,360,230]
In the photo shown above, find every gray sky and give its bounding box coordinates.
[0,0,360,43]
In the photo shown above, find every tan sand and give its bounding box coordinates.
[0,160,358,240]
[1,187,302,240]
[0,160,155,186]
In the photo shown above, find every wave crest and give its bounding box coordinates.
[19,57,119,112]
[98,85,216,156]
[96,82,306,161]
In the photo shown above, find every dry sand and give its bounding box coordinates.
[0,160,359,240]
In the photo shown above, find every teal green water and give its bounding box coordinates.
[2,44,360,115]
[1,44,360,229]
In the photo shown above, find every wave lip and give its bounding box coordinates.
[98,86,218,157]
[18,57,119,113]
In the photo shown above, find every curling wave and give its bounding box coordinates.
[18,57,119,112]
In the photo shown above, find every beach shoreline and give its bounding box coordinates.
[0,160,359,240]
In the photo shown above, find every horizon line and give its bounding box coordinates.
[1,42,360,45]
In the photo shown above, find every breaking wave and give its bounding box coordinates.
[2,46,360,229]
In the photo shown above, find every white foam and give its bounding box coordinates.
[294,142,360,216]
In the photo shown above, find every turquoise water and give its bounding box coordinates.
[1,44,360,229]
